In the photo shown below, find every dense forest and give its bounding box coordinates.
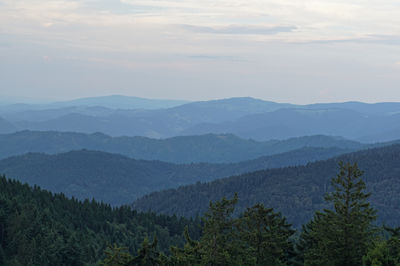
[100,162,400,265]
[0,147,348,205]
[133,144,400,228]
[1,160,400,264]
[0,175,201,265]
[0,130,364,163]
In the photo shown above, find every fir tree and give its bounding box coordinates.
[239,204,295,265]
[301,162,377,266]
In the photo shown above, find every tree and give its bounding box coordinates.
[239,204,295,265]
[198,193,241,265]
[130,236,161,266]
[101,244,133,266]
[363,226,400,266]
[301,162,377,266]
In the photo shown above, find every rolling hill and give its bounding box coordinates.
[0,117,16,134]
[2,97,400,141]
[182,108,400,140]
[0,147,350,205]
[0,131,365,163]
[132,144,400,228]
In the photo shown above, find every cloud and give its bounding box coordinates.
[304,34,400,46]
[180,24,296,35]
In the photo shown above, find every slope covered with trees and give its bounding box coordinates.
[0,175,201,265]
[104,163,400,265]
[0,130,364,163]
[133,145,400,228]
[0,147,348,206]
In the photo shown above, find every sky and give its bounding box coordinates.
[0,0,400,104]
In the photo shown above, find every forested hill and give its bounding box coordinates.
[133,144,400,228]
[0,130,365,163]
[0,117,16,134]
[0,147,348,206]
[0,175,201,265]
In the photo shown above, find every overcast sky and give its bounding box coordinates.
[1,0,400,104]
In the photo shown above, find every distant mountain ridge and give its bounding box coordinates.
[1,96,400,142]
[53,95,189,109]
[0,131,366,163]
[0,95,189,110]
[0,147,352,205]
[0,116,16,134]
[132,144,400,228]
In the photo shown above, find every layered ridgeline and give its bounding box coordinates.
[0,117,16,134]
[133,144,400,228]
[0,147,349,206]
[0,130,364,163]
[2,96,400,142]
[0,176,201,265]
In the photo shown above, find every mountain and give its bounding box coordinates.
[358,127,400,143]
[5,97,292,137]
[0,117,16,134]
[0,95,188,111]
[3,97,400,141]
[182,108,400,141]
[52,95,189,109]
[0,131,365,163]
[306,101,400,116]
[132,144,400,228]
[0,175,201,264]
[0,147,351,206]
[2,106,119,122]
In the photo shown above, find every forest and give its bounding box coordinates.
[1,162,400,265]
[133,144,400,227]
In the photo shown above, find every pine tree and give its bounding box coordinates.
[198,194,240,265]
[301,162,377,266]
[101,244,133,266]
[239,204,295,265]
[131,236,161,266]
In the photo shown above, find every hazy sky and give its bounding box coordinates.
[1,0,400,103]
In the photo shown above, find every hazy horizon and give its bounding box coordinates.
[1,0,400,104]
[3,93,400,106]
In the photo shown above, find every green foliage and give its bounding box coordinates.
[240,204,295,265]
[134,144,400,228]
[130,237,161,266]
[199,194,241,265]
[0,145,351,207]
[168,195,295,266]
[300,162,377,266]
[0,175,200,265]
[101,245,134,266]
[363,227,400,266]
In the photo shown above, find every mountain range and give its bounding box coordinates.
[0,147,351,206]
[1,96,400,142]
[0,130,365,163]
[132,144,400,228]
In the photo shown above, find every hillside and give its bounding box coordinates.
[0,147,349,205]
[0,175,200,264]
[182,108,400,141]
[3,97,400,141]
[132,145,400,228]
[0,117,16,134]
[0,131,364,163]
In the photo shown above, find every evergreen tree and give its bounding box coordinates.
[363,226,400,266]
[239,204,295,265]
[130,236,161,266]
[301,162,377,266]
[198,193,240,265]
[101,245,133,266]
[170,226,202,265]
